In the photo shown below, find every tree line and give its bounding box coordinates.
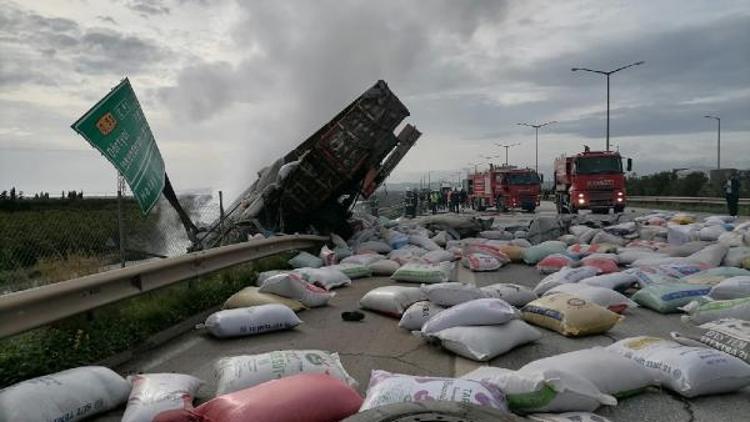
[0,187,84,201]
[626,171,749,197]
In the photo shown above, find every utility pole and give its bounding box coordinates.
[571,61,644,151]
[704,115,721,169]
[517,121,557,173]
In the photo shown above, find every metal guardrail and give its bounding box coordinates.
[0,234,326,338]
[629,196,749,205]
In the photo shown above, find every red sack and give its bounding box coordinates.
[155,373,362,422]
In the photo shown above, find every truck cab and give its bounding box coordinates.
[554,148,632,214]
[469,165,541,213]
[494,168,542,212]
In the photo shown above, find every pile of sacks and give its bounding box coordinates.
[518,212,750,327]
[0,351,365,422]
[358,280,542,361]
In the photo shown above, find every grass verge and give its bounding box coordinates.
[0,253,291,388]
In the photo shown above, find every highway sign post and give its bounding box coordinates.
[72,78,165,214]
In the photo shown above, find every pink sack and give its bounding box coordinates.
[581,254,619,274]
[463,244,510,264]
[536,254,575,274]
[154,374,362,422]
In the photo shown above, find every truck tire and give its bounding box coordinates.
[614,205,625,213]
[342,402,519,422]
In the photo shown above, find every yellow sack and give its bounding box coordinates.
[670,214,696,225]
[499,245,525,263]
[223,286,306,312]
[522,293,622,337]
[742,256,750,270]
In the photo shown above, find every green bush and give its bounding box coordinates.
[0,254,291,387]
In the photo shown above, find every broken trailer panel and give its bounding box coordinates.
[195,80,420,249]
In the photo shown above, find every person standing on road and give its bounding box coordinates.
[450,188,460,213]
[430,190,438,214]
[725,174,740,217]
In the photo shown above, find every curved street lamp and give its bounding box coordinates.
[571,61,645,151]
[517,121,557,173]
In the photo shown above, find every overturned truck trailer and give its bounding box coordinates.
[195,80,421,249]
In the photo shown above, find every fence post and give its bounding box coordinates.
[117,173,126,268]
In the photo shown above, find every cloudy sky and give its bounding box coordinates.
[1,0,748,198]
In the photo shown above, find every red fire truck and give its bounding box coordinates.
[553,147,632,214]
[469,165,542,212]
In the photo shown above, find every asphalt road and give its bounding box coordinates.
[95,202,749,421]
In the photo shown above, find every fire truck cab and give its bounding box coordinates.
[469,165,541,213]
[554,147,632,214]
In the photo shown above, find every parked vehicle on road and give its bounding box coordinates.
[469,165,541,212]
[554,146,632,214]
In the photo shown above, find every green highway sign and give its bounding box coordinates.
[72,78,165,214]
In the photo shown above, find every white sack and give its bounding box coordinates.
[214,350,357,395]
[462,367,616,414]
[201,304,302,338]
[421,249,455,264]
[528,413,613,422]
[545,284,637,313]
[579,272,638,291]
[723,246,750,267]
[681,297,750,325]
[0,366,130,422]
[293,267,351,290]
[391,261,453,284]
[434,321,541,361]
[518,347,656,396]
[360,370,508,412]
[408,234,442,251]
[258,273,335,307]
[709,275,750,299]
[481,283,538,307]
[533,266,598,296]
[421,298,518,335]
[608,336,750,397]
[398,301,446,330]
[122,373,203,422]
[368,259,401,276]
[420,282,487,307]
[288,251,323,268]
[359,286,426,316]
[341,253,386,266]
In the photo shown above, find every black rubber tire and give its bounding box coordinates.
[342,402,523,422]
[614,205,625,213]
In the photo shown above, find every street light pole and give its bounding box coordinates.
[517,121,557,173]
[495,143,520,166]
[704,115,721,169]
[571,60,644,151]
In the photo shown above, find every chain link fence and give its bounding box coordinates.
[0,190,223,294]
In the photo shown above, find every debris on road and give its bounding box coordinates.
[214,350,357,395]
[122,373,203,422]
[155,373,363,422]
[6,207,750,420]
[359,370,509,413]
[0,366,130,422]
[608,336,750,397]
[199,303,302,338]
